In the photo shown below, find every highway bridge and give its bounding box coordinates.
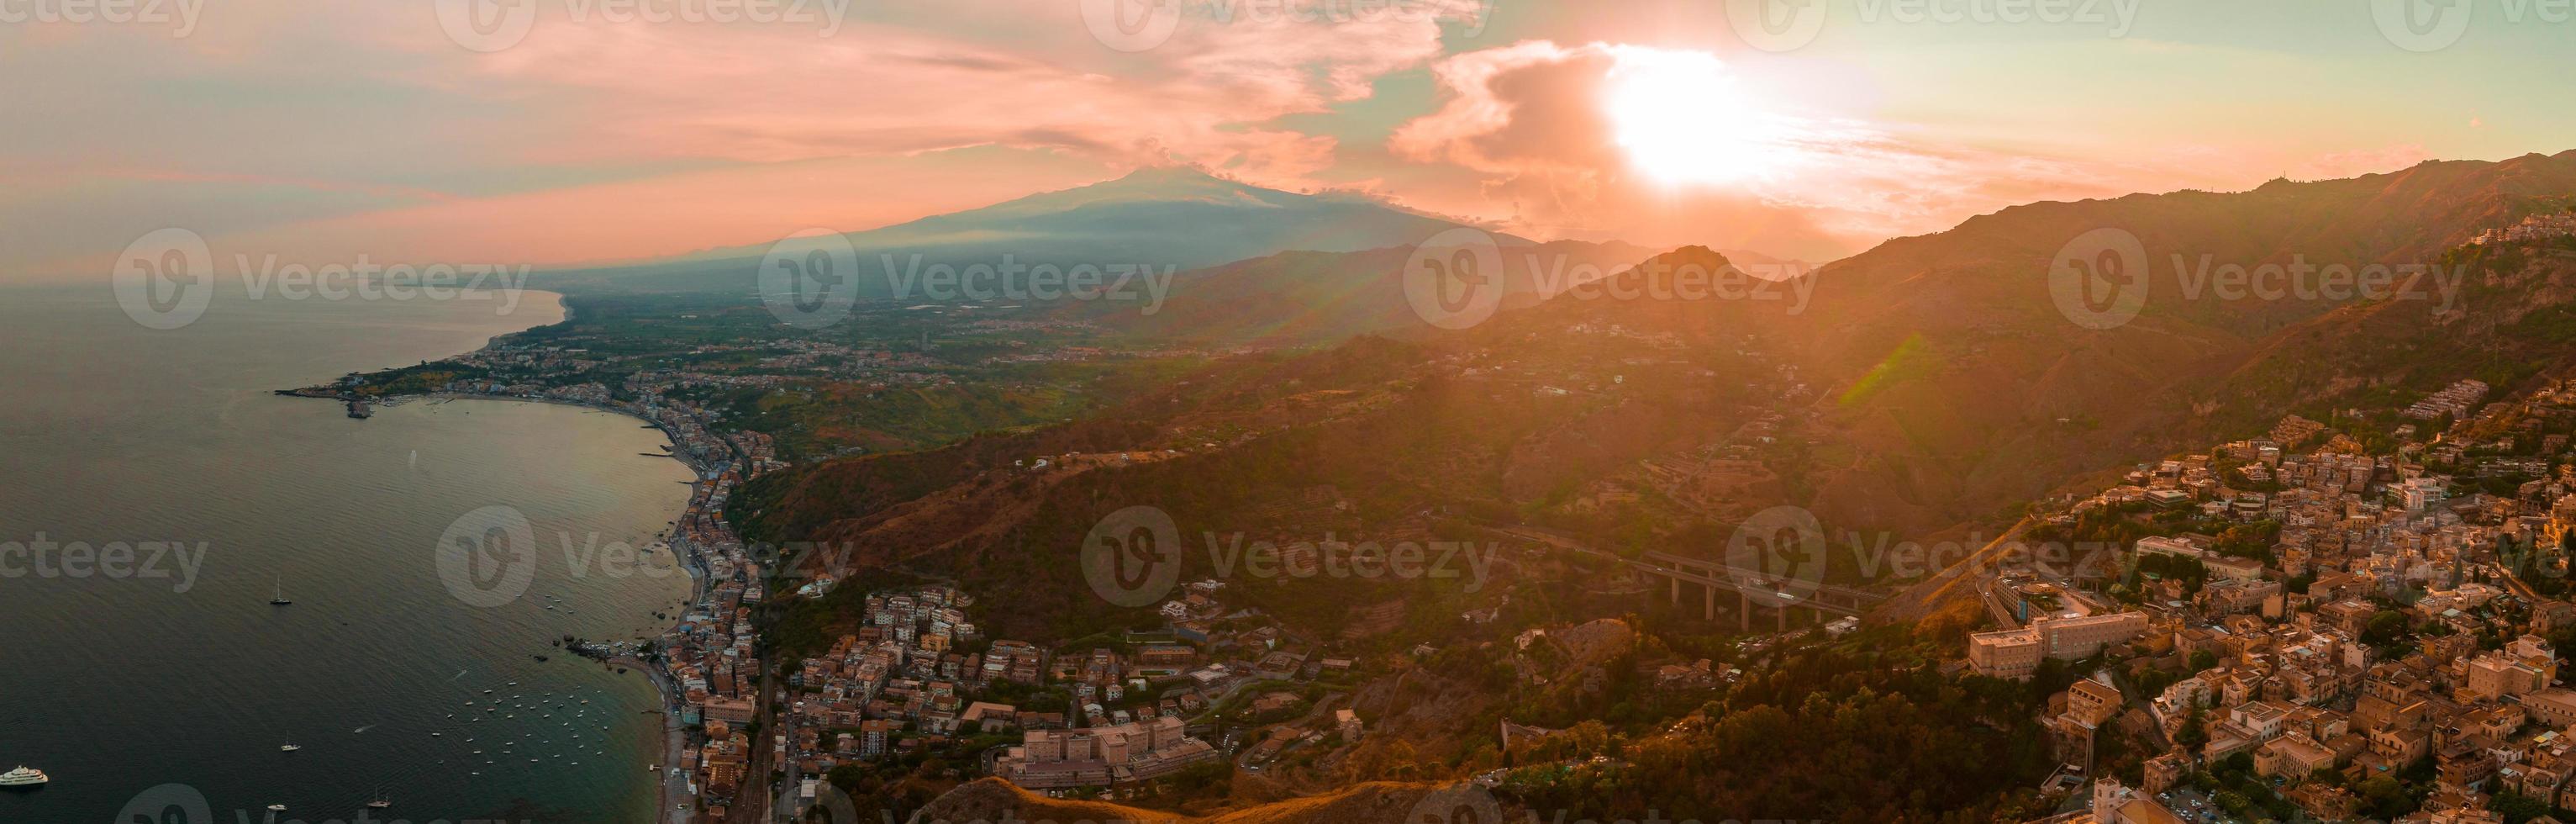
[1630,551,1888,631]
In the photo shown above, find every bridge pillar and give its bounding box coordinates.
[1738,589,1750,632]
[1703,584,1715,621]
[1670,574,1680,605]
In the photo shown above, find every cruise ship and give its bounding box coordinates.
[0,765,47,786]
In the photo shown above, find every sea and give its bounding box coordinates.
[0,281,693,824]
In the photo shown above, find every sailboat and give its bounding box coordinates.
[269,575,292,605]
[365,788,392,809]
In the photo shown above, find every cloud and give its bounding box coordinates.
[1388,40,2141,258]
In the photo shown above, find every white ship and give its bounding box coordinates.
[0,766,47,786]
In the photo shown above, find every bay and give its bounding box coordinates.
[0,283,688,823]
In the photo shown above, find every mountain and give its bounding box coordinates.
[1552,151,2576,537]
[531,167,1502,298]
[735,151,2576,640]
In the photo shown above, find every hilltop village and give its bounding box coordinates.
[2002,378,2576,823]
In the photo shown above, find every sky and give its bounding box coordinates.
[3,0,2572,280]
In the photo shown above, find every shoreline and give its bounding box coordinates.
[355,390,716,824]
[277,289,721,824]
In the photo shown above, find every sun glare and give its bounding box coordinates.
[1605,49,1790,188]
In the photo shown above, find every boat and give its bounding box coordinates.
[281,740,301,752]
[266,805,287,812]
[270,576,292,605]
[366,789,392,809]
[0,766,47,786]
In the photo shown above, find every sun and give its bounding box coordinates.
[1604,49,1791,188]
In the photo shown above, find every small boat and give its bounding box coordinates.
[266,804,287,812]
[270,577,292,605]
[281,741,302,753]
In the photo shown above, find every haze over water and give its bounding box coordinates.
[0,283,692,823]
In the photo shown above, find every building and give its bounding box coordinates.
[2089,779,2187,824]
[997,716,1221,790]
[2041,612,2149,658]
[1968,612,2150,680]
[1968,626,2042,679]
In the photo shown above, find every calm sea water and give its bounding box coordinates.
[0,283,692,824]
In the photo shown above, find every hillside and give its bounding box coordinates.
[1056,239,1654,347]
[1622,151,2576,539]
[736,151,2576,641]
[907,778,1467,824]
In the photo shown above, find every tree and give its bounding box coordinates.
[2176,709,2208,748]
[2363,610,2411,647]
[2357,775,2409,820]
[2489,790,2552,824]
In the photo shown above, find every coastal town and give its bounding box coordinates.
[1979,376,2576,823]
[765,573,1388,819]
[255,205,2576,824]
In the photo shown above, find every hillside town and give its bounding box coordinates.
[768,575,1388,816]
[2000,378,2576,823]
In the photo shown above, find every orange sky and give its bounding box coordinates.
[3,0,2566,278]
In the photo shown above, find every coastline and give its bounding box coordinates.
[274,289,723,824]
[338,391,718,824]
